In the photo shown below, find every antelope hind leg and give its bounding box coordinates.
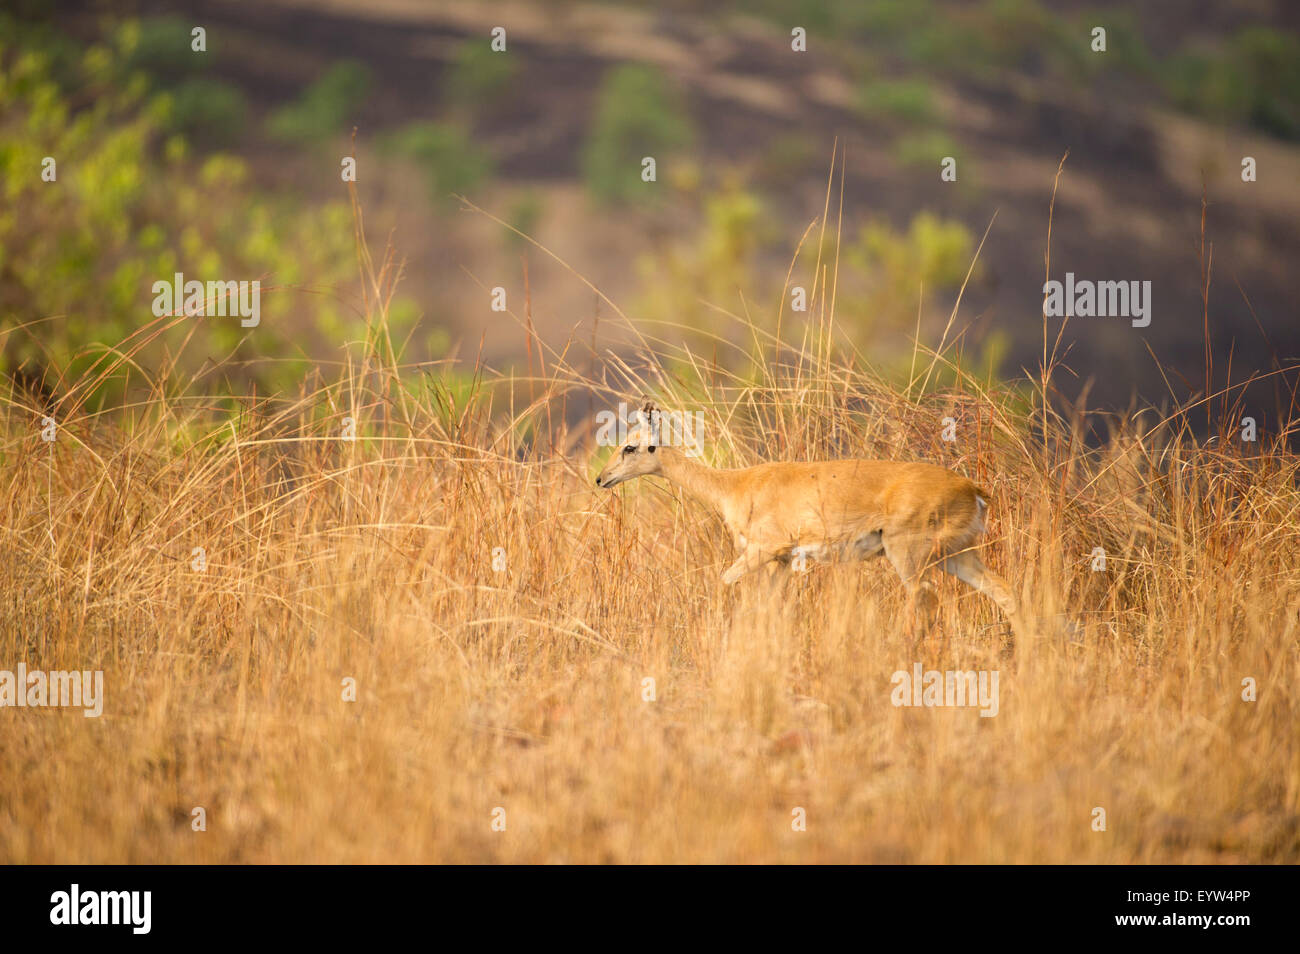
[941,550,1024,643]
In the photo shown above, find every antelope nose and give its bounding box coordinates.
[594,476,602,487]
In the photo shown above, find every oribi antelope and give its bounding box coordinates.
[594,403,1023,637]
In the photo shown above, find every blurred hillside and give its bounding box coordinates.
[5,0,1299,420]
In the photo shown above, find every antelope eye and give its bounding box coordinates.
[648,446,656,453]
[623,445,635,454]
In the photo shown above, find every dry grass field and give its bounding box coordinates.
[2,196,1298,865]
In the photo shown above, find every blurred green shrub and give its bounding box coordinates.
[977,0,1053,67]
[858,78,937,124]
[504,190,545,250]
[119,16,203,82]
[161,77,248,145]
[0,28,357,406]
[444,40,517,107]
[751,0,935,36]
[893,130,961,169]
[757,133,820,183]
[99,18,249,149]
[1232,28,1300,139]
[631,178,985,377]
[267,60,372,143]
[634,184,769,334]
[582,65,693,205]
[840,212,977,336]
[1164,28,1300,140]
[849,213,974,293]
[382,121,493,206]
[1083,9,1153,77]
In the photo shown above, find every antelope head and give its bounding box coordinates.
[594,401,663,488]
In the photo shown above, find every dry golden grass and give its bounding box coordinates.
[2,192,1298,864]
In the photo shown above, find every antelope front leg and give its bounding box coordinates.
[721,544,776,585]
